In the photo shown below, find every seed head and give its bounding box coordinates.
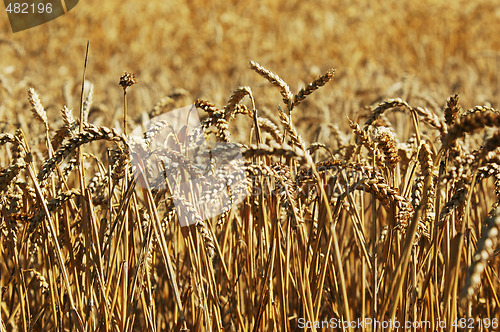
[28,87,48,129]
[119,72,136,91]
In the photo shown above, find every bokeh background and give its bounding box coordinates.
[1,0,500,139]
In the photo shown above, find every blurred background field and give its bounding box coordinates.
[1,0,500,137]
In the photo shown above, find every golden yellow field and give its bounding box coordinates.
[1,0,500,331]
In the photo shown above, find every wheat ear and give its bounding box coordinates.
[249,60,293,106]
[38,124,126,183]
[461,206,500,301]
[292,68,335,108]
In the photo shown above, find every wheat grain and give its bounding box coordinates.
[374,126,400,170]
[461,206,500,300]
[0,133,15,146]
[444,94,461,125]
[364,98,410,129]
[195,98,219,115]
[443,111,500,149]
[364,97,447,135]
[249,60,293,106]
[242,142,307,161]
[460,105,497,118]
[0,163,24,194]
[292,68,335,108]
[412,106,448,134]
[224,86,251,118]
[27,189,80,236]
[27,88,48,130]
[278,106,306,150]
[418,142,435,227]
[82,82,94,123]
[38,124,126,183]
[257,117,284,143]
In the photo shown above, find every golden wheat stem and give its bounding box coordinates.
[26,159,84,331]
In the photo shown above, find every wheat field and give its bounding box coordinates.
[1,0,500,331]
